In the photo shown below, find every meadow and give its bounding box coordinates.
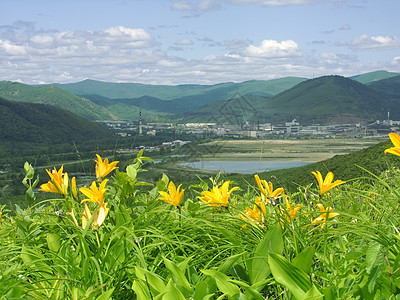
[2,134,400,299]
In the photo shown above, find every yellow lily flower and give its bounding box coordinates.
[239,204,263,225]
[311,171,345,196]
[95,154,119,179]
[71,177,78,200]
[197,180,239,209]
[80,179,108,205]
[67,203,109,230]
[67,208,79,227]
[254,175,287,203]
[93,202,109,229]
[0,211,2,223]
[40,166,69,197]
[279,199,303,225]
[312,203,340,229]
[158,181,185,207]
[82,204,92,229]
[384,132,400,157]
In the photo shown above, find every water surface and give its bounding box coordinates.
[178,160,310,174]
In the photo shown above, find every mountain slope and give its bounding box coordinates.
[68,77,305,118]
[57,78,305,99]
[189,75,399,125]
[367,75,400,98]
[0,98,114,144]
[0,81,115,120]
[230,138,396,193]
[350,70,400,84]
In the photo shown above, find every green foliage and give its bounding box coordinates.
[5,147,400,298]
[0,97,114,144]
[229,138,398,193]
[0,81,114,120]
[351,70,400,84]
[190,75,399,124]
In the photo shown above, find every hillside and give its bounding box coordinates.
[0,98,114,145]
[57,77,306,101]
[350,70,400,84]
[57,77,306,118]
[229,138,397,193]
[368,75,400,98]
[189,75,399,125]
[0,81,116,121]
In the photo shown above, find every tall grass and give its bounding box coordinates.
[2,148,400,299]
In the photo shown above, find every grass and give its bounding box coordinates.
[3,143,400,298]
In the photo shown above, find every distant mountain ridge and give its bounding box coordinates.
[1,70,399,124]
[56,77,307,100]
[189,75,400,125]
[350,70,400,84]
[0,81,116,121]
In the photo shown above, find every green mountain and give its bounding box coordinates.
[57,77,306,101]
[67,77,306,118]
[350,70,400,84]
[189,75,398,125]
[367,75,400,98]
[0,81,116,120]
[0,98,114,145]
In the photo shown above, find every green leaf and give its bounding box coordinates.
[132,280,152,300]
[126,164,138,180]
[163,256,192,293]
[24,161,34,179]
[248,222,283,285]
[193,281,214,300]
[96,287,115,300]
[157,174,169,191]
[135,266,166,294]
[302,285,323,300]
[162,279,186,300]
[366,243,381,274]
[268,253,312,300]
[201,269,241,297]
[217,252,244,274]
[292,246,315,274]
[46,233,61,253]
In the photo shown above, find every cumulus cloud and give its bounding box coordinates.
[0,22,397,85]
[244,39,302,58]
[350,34,400,50]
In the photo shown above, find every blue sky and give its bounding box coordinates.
[0,0,399,84]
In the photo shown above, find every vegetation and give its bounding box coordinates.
[350,70,400,84]
[3,139,400,298]
[0,81,114,120]
[57,77,306,101]
[189,75,399,125]
[228,139,398,193]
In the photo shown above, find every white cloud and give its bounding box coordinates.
[244,39,302,58]
[0,23,398,86]
[351,34,400,50]
[391,56,400,66]
[171,0,193,10]
[174,38,194,45]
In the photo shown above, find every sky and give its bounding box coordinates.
[0,0,399,85]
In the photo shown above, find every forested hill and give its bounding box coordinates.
[0,81,115,121]
[0,98,114,145]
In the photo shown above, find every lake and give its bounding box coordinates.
[178,160,310,174]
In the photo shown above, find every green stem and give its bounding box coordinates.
[95,231,101,248]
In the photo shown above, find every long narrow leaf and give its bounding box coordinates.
[268,253,311,300]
